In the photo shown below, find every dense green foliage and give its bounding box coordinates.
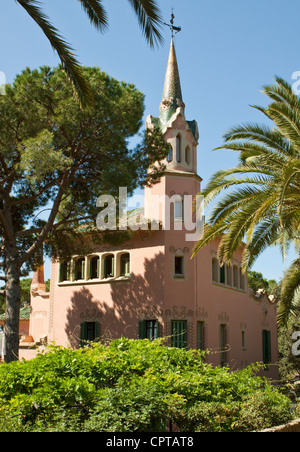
[0,339,292,432]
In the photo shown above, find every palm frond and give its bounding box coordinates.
[266,102,300,146]
[223,122,292,156]
[278,258,300,326]
[76,0,108,32]
[15,0,94,108]
[241,217,281,271]
[263,76,300,109]
[127,0,163,48]
[192,222,228,257]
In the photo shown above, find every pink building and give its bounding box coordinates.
[26,40,278,379]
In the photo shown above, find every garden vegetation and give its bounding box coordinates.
[0,338,293,432]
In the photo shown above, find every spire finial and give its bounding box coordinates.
[164,9,181,39]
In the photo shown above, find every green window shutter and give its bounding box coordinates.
[80,322,87,347]
[95,321,100,341]
[139,320,146,339]
[171,321,187,349]
[262,330,272,364]
[197,322,204,350]
[59,263,64,282]
[153,320,159,340]
[81,259,85,279]
[97,257,100,278]
[103,257,107,278]
[87,259,91,280]
[111,256,115,277]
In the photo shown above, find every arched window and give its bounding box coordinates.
[212,258,218,283]
[176,134,181,163]
[120,253,130,277]
[219,264,226,284]
[226,265,232,286]
[73,257,85,281]
[174,199,183,221]
[88,256,99,280]
[185,146,191,165]
[102,254,115,278]
[167,145,173,162]
[239,268,245,290]
[59,261,71,282]
[233,265,239,288]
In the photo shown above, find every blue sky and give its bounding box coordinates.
[1,0,299,281]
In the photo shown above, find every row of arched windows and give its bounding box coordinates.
[59,252,130,283]
[167,134,192,166]
[212,258,245,291]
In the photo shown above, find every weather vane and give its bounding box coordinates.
[164,10,181,39]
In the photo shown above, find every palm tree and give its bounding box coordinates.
[15,0,164,107]
[193,76,300,326]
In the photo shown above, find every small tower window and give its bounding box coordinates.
[176,134,181,163]
[174,199,183,221]
[185,146,191,165]
[168,145,173,162]
[174,256,184,277]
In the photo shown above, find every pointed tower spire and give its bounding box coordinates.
[160,14,184,125]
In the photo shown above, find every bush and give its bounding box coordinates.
[0,338,293,432]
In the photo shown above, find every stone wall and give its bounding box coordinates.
[260,418,300,432]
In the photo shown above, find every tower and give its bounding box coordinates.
[145,34,202,230]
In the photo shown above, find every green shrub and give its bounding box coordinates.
[0,338,293,432]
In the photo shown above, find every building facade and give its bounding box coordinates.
[26,40,278,379]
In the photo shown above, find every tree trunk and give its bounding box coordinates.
[4,242,21,363]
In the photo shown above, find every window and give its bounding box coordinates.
[185,146,191,165]
[174,256,184,277]
[103,254,114,278]
[226,265,232,286]
[59,261,70,282]
[220,324,227,366]
[120,253,130,277]
[239,269,245,290]
[262,330,272,364]
[139,320,159,341]
[88,256,99,280]
[197,321,205,351]
[219,265,226,284]
[176,134,181,163]
[73,258,85,281]
[171,320,187,349]
[80,321,100,346]
[167,145,173,162]
[233,266,239,288]
[212,258,218,283]
[174,199,183,221]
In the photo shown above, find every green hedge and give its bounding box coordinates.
[0,338,293,432]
